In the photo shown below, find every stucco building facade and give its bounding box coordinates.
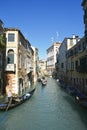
[5,28,34,95]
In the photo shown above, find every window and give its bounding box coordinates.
[74,78,75,84]
[0,54,2,67]
[7,50,14,64]
[86,79,87,85]
[74,47,77,54]
[75,60,78,69]
[0,79,1,90]
[25,57,27,69]
[61,63,64,68]
[71,62,74,70]
[68,63,70,70]
[78,44,81,51]
[70,40,74,46]
[18,53,22,68]
[8,33,15,42]
[77,78,78,83]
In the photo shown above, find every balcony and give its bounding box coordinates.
[5,64,16,72]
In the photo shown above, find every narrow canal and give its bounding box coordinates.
[0,77,87,130]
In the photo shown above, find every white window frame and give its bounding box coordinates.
[8,33,15,42]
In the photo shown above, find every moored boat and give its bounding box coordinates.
[76,96,87,108]
[59,80,67,89]
[66,86,77,96]
[0,88,35,111]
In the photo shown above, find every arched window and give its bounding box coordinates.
[7,49,14,64]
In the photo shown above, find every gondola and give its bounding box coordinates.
[41,77,47,86]
[0,88,35,111]
[41,80,47,86]
[75,90,87,108]
[66,86,77,96]
[76,96,87,108]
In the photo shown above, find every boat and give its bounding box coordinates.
[59,80,67,89]
[41,80,47,86]
[0,88,35,111]
[66,86,77,96]
[41,77,47,86]
[76,96,87,108]
[56,79,59,82]
[75,89,86,99]
[73,89,87,107]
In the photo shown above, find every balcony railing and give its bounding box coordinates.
[5,64,16,72]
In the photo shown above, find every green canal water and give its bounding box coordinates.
[0,78,87,130]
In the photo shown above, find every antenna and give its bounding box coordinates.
[51,37,54,44]
[56,32,59,42]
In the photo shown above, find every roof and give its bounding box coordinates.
[4,28,27,42]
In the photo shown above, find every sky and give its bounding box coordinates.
[0,0,84,59]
